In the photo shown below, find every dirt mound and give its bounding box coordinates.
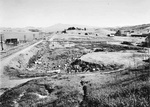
[80,52,148,68]
[67,59,123,73]
[66,52,149,73]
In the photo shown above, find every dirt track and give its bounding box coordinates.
[0,40,43,94]
[0,35,55,95]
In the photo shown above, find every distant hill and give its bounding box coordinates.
[119,24,150,31]
[106,23,150,30]
[41,23,97,32]
[1,23,150,34]
[105,23,150,35]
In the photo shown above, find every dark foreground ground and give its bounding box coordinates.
[0,63,150,107]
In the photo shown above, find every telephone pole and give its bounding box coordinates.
[24,35,26,43]
[33,34,35,40]
[1,34,4,51]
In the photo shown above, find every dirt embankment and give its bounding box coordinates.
[0,41,37,60]
[4,42,46,77]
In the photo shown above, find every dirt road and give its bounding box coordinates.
[0,40,43,94]
[0,35,56,95]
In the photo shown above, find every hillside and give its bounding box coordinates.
[41,23,98,32]
[105,23,150,33]
[119,24,150,31]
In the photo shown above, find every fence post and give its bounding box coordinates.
[1,34,4,51]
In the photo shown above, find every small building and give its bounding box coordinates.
[107,33,115,37]
[5,38,19,44]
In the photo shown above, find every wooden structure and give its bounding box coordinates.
[5,38,19,45]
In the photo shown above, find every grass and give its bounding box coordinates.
[1,39,149,106]
[86,82,150,107]
[1,65,150,107]
[71,41,143,52]
[0,76,83,107]
[80,65,150,107]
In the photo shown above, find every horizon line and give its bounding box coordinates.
[0,23,150,29]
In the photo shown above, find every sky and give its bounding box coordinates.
[0,0,150,28]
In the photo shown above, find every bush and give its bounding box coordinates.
[85,33,88,35]
[121,41,133,45]
[67,27,76,30]
[62,30,67,33]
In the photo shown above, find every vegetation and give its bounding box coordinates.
[67,27,85,30]
[62,30,67,33]
[81,65,150,107]
[121,41,133,45]
[29,29,40,32]
[67,27,76,30]
[1,64,150,107]
[1,25,150,107]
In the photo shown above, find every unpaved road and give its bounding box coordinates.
[0,35,55,95]
[0,40,43,94]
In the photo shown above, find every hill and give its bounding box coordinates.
[41,23,97,32]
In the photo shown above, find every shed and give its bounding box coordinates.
[5,38,19,44]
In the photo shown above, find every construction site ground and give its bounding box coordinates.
[0,33,150,107]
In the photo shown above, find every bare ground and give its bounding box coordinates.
[0,64,149,107]
[0,34,150,107]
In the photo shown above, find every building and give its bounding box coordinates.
[5,38,20,45]
[107,33,115,37]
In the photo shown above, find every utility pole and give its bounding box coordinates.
[24,35,26,43]
[1,34,4,51]
[33,34,35,40]
[39,32,41,39]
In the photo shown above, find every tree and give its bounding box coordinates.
[115,30,122,36]
[62,30,67,33]
[85,33,88,35]
[67,27,76,30]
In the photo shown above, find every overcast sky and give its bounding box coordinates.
[0,0,150,27]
